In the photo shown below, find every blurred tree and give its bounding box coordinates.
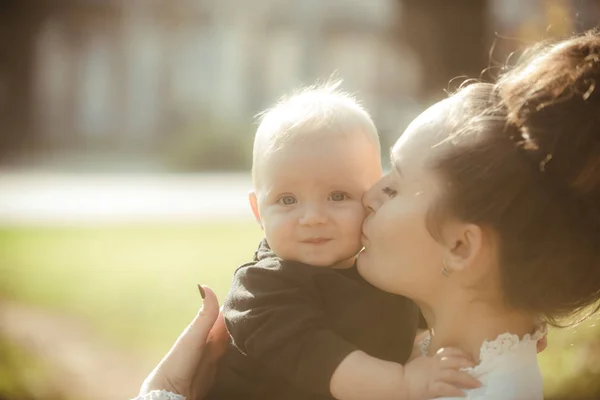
[0,0,73,160]
[0,0,42,160]
[0,0,122,162]
[397,0,489,102]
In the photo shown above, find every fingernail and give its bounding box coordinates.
[197,284,205,299]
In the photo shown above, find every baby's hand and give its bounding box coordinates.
[403,347,481,399]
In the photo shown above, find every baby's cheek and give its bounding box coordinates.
[263,217,287,242]
[341,205,367,236]
[265,228,293,259]
[267,216,292,237]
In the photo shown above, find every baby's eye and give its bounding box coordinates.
[329,192,349,202]
[382,187,398,198]
[277,195,297,205]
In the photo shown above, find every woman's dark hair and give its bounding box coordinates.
[431,31,600,325]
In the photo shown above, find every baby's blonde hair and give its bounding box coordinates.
[252,80,380,187]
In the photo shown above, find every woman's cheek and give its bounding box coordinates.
[371,211,396,245]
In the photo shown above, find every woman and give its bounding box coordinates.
[136,285,229,400]
[136,32,600,399]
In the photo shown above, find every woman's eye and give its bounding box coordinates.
[278,195,297,205]
[329,192,349,202]
[382,187,398,198]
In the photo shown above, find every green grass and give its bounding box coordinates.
[0,223,263,360]
[0,223,599,398]
[0,336,68,400]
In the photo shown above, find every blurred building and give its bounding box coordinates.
[1,0,420,166]
[0,0,598,170]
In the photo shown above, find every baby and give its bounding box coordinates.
[206,82,477,400]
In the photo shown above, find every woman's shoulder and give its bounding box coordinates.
[420,326,546,400]
[476,324,546,367]
[436,351,543,400]
[465,326,546,399]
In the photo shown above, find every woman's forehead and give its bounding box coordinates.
[415,98,454,126]
[392,98,454,158]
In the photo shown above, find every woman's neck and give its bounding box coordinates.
[419,294,535,362]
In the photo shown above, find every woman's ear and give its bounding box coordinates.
[248,192,263,228]
[442,222,483,273]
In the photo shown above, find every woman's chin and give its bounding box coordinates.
[356,249,370,275]
[357,251,395,294]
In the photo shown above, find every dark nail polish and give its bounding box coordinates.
[197,284,205,299]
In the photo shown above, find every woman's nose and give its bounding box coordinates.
[362,186,380,213]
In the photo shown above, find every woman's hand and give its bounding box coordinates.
[139,285,229,399]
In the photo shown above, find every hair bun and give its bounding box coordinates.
[499,32,600,227]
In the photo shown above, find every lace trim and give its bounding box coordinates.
[132,390,186,400]
[419,323,547,366]
[476,324,547,365]
[419,334,432,357]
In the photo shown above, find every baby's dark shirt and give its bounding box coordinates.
[207,240,419,399]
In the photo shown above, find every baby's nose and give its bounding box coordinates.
[299,204,328,225]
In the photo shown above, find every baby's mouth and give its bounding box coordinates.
[301,238,332,244]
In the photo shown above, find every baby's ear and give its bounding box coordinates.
[248,192,263,228]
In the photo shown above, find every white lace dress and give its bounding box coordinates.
[131,390,186,400]
[419,326,547,400]
[133,327,546,400]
